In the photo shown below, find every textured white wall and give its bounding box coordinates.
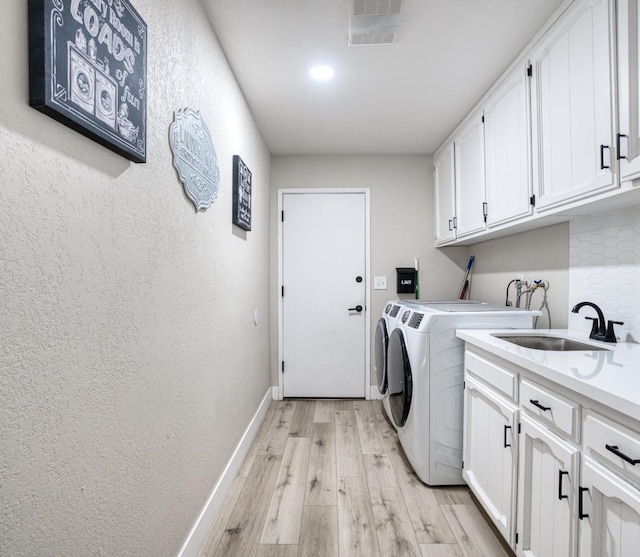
[462,223,570,329]
[269,155,469,386]
[569,204,640,342]
[0,2,271,555]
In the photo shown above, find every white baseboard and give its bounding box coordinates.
[177,388,272,557]
[273,384,376,401]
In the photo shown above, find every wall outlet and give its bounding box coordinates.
[374,276,387,290]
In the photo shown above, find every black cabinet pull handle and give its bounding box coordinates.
[348,305,363,313]
[530,399,551,412]
[617,133,628,160]
[601,144,610,169]
[504,425,512,448]
[558,470,569,500]
[579,486,589,519]
[605,444,640,465]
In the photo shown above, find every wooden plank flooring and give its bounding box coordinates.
[199,400,512,557]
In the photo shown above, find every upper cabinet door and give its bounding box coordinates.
[434,141,457,245]
[454,112,487,238]
[531,0,617,212]
[484,64,533,227]
[618,0,640,182]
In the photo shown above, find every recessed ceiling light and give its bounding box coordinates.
[310,65,335,81]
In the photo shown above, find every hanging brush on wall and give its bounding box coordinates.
[459,256,475,300]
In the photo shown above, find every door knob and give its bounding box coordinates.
[348,305,363,312]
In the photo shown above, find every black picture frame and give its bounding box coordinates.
[28,0,148,163]
[232,155,252,231]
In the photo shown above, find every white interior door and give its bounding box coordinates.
[281,191,367,398]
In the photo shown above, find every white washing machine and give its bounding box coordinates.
[375,301,405,428]
[378,299,482,428]
[387,301,538,486]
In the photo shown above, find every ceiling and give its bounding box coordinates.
[201,0,565,156]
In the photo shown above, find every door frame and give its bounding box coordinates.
[277,188,371,401]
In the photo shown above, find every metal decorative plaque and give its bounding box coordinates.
[28,0,148,163]
[169,108,220,211]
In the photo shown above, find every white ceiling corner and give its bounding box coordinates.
[202,0,566,156]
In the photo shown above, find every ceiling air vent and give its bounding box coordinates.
[349,0,403,46]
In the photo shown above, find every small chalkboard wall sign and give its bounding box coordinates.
[28,0,147,163]
[232,155,252,231]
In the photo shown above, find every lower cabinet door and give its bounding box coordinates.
[517,414,579,557]
[463,375,518,546]
[579,456,640,557]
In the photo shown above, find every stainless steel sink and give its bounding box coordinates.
[492,334,609,351]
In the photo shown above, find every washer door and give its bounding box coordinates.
[387,328,412,427]
[374,318,389,394]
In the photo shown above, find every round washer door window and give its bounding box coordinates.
[387,328,412,427]
[375,318,389,394]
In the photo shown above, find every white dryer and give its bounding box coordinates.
[378,300,475,428]
[375,301,405,428]
[387,301,538,486]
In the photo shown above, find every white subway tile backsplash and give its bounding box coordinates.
[569,203,640,343]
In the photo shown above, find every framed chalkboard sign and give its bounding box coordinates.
[232,155,252,231]
[28,0,147,163]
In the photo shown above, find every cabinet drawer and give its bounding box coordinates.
[584,411,640,484]
[520,379,580,441]
[465,349,517,400]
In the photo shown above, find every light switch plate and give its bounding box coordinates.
[374,276,387,290]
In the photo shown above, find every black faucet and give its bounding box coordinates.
[571,301,623,343]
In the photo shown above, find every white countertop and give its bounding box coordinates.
[456,329,640,422]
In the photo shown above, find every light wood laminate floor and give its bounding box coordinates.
[199,400,512,557]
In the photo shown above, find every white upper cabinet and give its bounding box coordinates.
[434,113,486,245]
[431,0,640,246]
[434,141,456,245]
[617,0,640,182]
[530,0,617,211]
[484,63,533,227]
[454,112,487,238]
